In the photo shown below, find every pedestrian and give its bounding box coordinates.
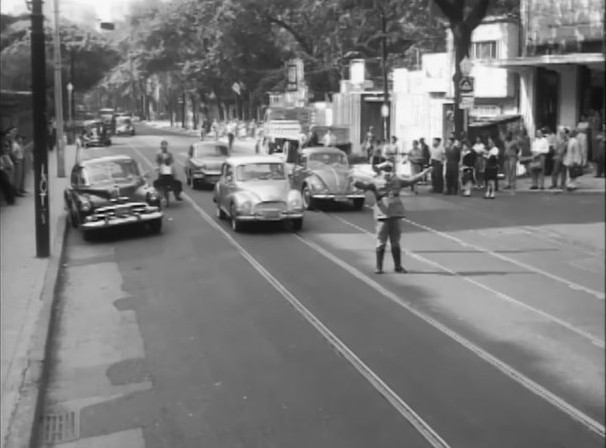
[460,140,477,197]
[529,129,549,189]
[577,114,590,165]
[429,137,445,193]
[384,136,399,164]
[407,140,424,194]
[444,136,461,195]
[593,124,605,178]
[1,134,16,204]
[12,133,27,196]
[544,127,557,176]
[371,146,386,169]
[550,127,569,189]
[322,127,336,147]
[484,137,499,199]
[419,137,430,184]
[226,120,236,151]
[354,162,433,273]
[503,132,520,190]
[48,119,56,151]
[563,129,584,191]
[154,140,183,201]
[472,136,486,189]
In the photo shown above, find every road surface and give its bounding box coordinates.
[38,124,605,447]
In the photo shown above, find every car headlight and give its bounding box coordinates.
[80,199,92,212]
[147,191,159,203]
[196,164,206,172]
[288,196,302,210]
[238,200,252,213]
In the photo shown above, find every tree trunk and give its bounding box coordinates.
[452,23,472,138]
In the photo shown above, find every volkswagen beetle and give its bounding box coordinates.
[185,142,229,189]
[64,155,163,240]
[290,147,365,210]
[213,156,304,232]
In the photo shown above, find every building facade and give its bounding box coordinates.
[484,0,605,136]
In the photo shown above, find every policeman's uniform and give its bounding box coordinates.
[355,161,428,273]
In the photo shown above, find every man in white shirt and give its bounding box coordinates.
[322,128,336,147]
[530,128,549,189]
[429,138,445,193]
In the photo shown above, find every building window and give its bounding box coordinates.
[471,41,498,60]
[471,105,502,117]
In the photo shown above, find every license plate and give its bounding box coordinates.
[334,195,349,202]
[263,210,281,219]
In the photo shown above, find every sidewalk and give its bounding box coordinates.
[1,144,76,448]
[505,173,605,194]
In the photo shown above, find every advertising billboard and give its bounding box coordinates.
[525,0,604,49]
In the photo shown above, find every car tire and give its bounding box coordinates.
[230,204,243,232]
[352,198,365,211]
[216,203,226,220]
[149,218,162,234]
[302,185,316,210]
[290,218,303,231]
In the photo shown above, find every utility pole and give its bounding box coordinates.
[52,0,66,177]
[31,0,50,257]
[379,7,390,142]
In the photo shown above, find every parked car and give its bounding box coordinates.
[80,120,112,147]
[115,116,135,136]
[290,146,366,210]
[185,142,229,189]
[64,155,163,240]
[213,156,305,232]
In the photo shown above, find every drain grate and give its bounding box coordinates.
[42,410,79,443]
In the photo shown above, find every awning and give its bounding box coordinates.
[479,53,604,71]
[468,114,522,128]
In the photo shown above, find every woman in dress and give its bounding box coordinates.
[459,140,477,197]
[472,136,486,189]
[484,137,499,199]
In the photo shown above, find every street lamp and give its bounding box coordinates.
[67,82,73,126]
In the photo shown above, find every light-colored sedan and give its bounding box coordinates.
[185,142,229,189]
[213,156,305,232]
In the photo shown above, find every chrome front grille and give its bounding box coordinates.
[254,201,286,213]
[89,202,153,221]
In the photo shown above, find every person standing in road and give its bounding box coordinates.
[407,140,424,194]
[460,140,477,197]
[354,162,432,274]
[530,129,549,189]
[484,137,499,199]
[430,137,445,193]
[154,140,183,201]
[472,136,487,189]
[503,132,520,190]
[444,136,461,195]
[550,127,569,189]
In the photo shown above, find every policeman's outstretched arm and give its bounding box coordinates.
[397,167,433,187]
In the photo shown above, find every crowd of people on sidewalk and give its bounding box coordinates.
[0,127,31,206]
[361,116,605,199]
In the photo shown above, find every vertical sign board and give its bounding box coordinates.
[459,76,475,109]
[287,63,298,92]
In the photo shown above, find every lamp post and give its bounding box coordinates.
[30,0,50,257]
[67,82,73,127]
[52,0,65,178]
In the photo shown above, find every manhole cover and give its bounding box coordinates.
[42,410,79,443]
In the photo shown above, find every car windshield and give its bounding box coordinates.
[84,160,140,185]
[117,118,132,125]
[195,145,228,158]
[308,152,347,168]
[236,163,286,181]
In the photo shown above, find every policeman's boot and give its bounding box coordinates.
[375,248,385,274]
[392,247,407,273]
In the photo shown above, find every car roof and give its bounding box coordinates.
[300,146,344,155]
[194,141,228,148]
[80,155,134,166]
[225,156,285,166]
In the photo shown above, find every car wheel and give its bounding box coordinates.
[149,218,162,234]
[216,203,226,220]
[230,204,243,232]
[290,218,303,231]
[352,198,365,211]
[301,185,316,210]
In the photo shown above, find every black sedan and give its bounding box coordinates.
[64,155,163,240]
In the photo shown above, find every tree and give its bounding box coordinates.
[431,0,519,136]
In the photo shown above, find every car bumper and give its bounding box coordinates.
[235,211,304,222]
[311,193,365,201]
[192,172,221,183]
[81,211,163,230]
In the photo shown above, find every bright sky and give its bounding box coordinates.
[1,0,132,22]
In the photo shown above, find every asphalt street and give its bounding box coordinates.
[39,124,605,447]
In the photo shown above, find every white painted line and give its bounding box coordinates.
[327,213,605,349]
[401,216,605,301]
[131,145,452,448]
[294,232,606,439]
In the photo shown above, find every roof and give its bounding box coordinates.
[468,114,522,128]
[300,146,345,155]
[80,155,134,166]
[226,156,284,166]
[479,53,604,71]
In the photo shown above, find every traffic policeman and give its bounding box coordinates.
[354,162,432,273]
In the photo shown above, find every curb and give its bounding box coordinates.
[4,215,69,448]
